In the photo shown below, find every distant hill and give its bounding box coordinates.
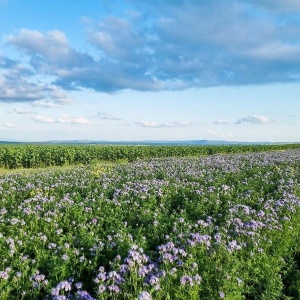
[0,139,280,146]
[40,139,278,146]
[0,141,22,144]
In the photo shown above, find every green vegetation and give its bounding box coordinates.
[0,149,300,299]
[0,143,300,169]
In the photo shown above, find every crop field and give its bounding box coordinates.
[1,147,300,299]
[1,144,300,169]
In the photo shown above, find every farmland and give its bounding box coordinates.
[1,144,300,169]
[0,145,300,299]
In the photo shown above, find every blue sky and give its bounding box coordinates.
[0,0,300,142]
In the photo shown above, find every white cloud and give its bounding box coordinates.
[136,120,195,128]
[4,122,15,128]
[213,119,230,125]
[31,100,61,108]
[32,115,55,123]
[89,16,142,60]
[14,107,35,114]
[244,42,300,61]
[7,29,70,61]
[29,88,71,108]
[58,115,92,125]
[0,55,74,103]
[50,88,72,104]
[175,121,192,127]
[136,121,164,128]
[0,71,46,102]
[207,128,217,136]
[96,112,121,120]
[31,114,92,125]
[207,128,233,139]
[236,115,272,124]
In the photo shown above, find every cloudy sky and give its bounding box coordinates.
[0,0,300,142]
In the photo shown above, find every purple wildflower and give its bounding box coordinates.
[138,291,152,300]
[108,284,120,293]
[75,291,95,300]
[193,274,202,284]
[97,285,106,294]
[0,271,9,280]
[180,275,194,286]
[219,291,225,298]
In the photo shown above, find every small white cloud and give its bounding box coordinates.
[136,121,162,128]
[50,88,72,104]
[136,120,196,128]
[14,107,35,114]
[31,100,61,108]
[236,115,271,124]
[207,128,217,136]
[58,115,92,125]
[221,132,233,138]
[213,119,230,125]
[175,121,192,127]
[32,115,55,123]
[207,128,233,139]
[96,112,121,120]
[4,122,15,128]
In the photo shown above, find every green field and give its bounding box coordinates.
[0,145,300,299]
[0,144,300,169]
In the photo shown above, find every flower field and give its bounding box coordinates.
[1,149,300,299]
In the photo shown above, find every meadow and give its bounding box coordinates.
[0,145,300,299]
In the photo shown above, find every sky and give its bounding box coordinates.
[0,0,300,142]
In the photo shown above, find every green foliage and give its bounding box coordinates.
[0,144,299,169]
[0,150,300,298]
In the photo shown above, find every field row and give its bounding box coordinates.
[1,144,300,169]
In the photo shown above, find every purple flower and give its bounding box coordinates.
[162,253,176,263]
[108,284,120,293]
[75,282,83,290]
[62,254,69,261]
[95,269,106,283]
[237,277,243,286]
[193,274,202,284]
[91,218,98,224]
[51,280,72,295]
[214,233,222,244]
[96,285,106,294]
[138,266,149,277]
[148,275,159,286]
[75,291,95,300]
[119,264,129,274]
[188,233,211,248]
[0,271,9,280]
[227,240,242,253]
[180,275,194,286]
[138,291,152,300]
[219,291,225,298]
[107,271,124,284]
